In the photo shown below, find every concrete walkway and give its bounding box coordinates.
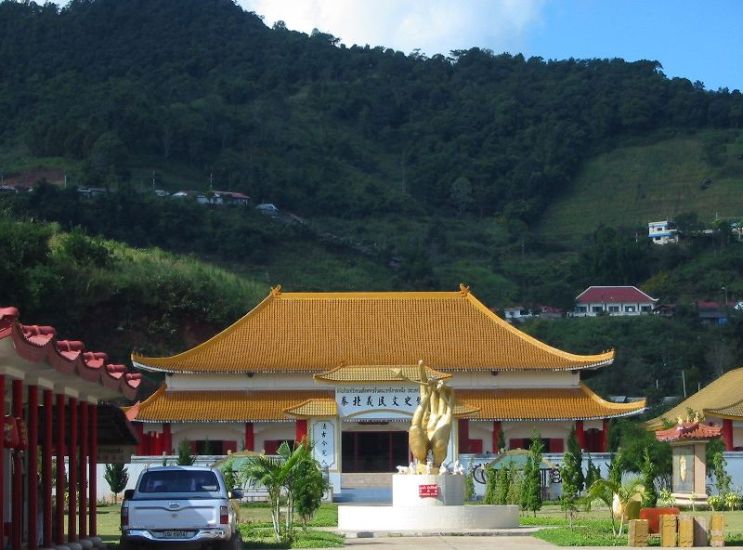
[319,535,556,549]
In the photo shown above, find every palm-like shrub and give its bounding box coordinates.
[585,477,645,537]
[241,441,321,542]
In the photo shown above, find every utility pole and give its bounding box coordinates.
[681,370,687,398]
[152,170,156,191]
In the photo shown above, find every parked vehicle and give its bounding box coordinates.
[120,466,242,550]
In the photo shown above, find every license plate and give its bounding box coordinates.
[156,530,194,539]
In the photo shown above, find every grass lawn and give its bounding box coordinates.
[95,502,342,549]
[526,502,743,546]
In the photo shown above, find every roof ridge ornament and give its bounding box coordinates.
[271,285,282,297]
[459,283,470,296]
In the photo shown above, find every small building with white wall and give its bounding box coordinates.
[573,286,658,317]
[648,220,679,245]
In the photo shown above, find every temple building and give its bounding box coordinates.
[647,367,743,451]
[128,286,645,490]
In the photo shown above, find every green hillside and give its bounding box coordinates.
[538,130,743,239]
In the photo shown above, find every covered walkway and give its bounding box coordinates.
[1,307,141,550]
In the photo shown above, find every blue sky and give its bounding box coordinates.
[240,0,743,91]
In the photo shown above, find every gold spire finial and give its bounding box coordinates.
[459,283,470,296]
[271,285,282,297]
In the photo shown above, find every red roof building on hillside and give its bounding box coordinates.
[573,286,658,317]
[1,306,140,549]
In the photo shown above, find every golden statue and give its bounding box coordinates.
[406,360,454,471]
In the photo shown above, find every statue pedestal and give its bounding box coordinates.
[393,473,464,506]
[338,474,519,532]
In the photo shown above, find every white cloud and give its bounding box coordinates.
[239,0,545,56]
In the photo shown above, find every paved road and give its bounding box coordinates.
[318,536,557,550]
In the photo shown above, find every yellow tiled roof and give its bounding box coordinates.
[127,386,333,423]
[457,383,646,420]
[126,384,636,422]
[285,398,337,418]
[706,398,743,420]
[132,287,614,374]
[314,364,452,383]
[646,367,743,430]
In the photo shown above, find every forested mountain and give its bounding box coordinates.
[2,0,742,220]
[3,0,743,402]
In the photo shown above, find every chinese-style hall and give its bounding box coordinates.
[127,286,645,491]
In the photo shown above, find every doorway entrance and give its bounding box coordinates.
[342,431,408,472]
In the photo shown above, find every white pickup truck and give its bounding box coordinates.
[120,466,243,550]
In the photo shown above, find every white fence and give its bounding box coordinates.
[93,452,743,503]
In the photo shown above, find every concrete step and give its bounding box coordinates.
[334,487,392,503]
[341,472,394,488]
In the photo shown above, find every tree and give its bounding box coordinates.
[177,439,195,466]
[483,466,497,504]
[560,434,582,525]
[464,470,475,502]
[104,463,129,504]
[640,448,658,508]
[586,478,645,537]
[496,465,511,505]
[608,448,625,486]
[241,441,318,542]
[566,427,584,492]
[585,455,601,491]
[711,450,732,496]
[294,447,328,527]
[522,436,544,515]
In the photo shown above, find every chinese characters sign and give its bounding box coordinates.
[418,484,439,497]
[336,385,420,418]
[311,420,336,469]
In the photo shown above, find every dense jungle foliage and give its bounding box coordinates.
[2,0,743,220]
[2,0,743,403]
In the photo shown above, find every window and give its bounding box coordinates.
[640,305,651,312]
[576,306,587,313]
[592,306,604,313]
[608,305,620,313]
[139,470,220,493]
[625,305,636,312]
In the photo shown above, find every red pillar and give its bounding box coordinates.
[295,419,308,444]
[89,404,98,537]
[55,394,65,544]
[162,423,172,454]
[79,401,88,539]
[0,375,5,550]
[27,385,39,550]
[575,420,586,450]
[42,389,53,548]
[600,419,609,452]
[722,419,734,451]
[133,423,145,454]
[458,419,470,452]
[244,422,254,451]
[492,421,502,452]
[68,396,78,543]
[11,379,23,550]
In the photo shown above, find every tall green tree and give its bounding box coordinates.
[177,439,195,465]
[522,436,544,515]
[566,427,584,492]
[104,463,129,504]
[640,448,658,508]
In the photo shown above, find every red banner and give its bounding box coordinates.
[418,484,439,497]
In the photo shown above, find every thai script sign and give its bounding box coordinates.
[418,484,439,497]
[336,385,420,418]
[312,420,336,469]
